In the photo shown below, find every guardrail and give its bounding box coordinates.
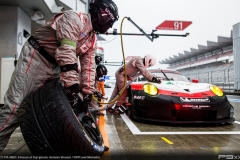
[211,81,240,92]
[185,68,233,82]
[183,68,240,92]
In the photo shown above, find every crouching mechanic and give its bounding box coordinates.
[0,0,119,152]
[102,54,161,114]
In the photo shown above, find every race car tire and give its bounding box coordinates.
[227,105,235,125]
[18,78,105,156]
[127,105,133,118]
[127,87,133,118]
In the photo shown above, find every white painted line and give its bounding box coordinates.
[228,99,240,102]
[234,121,240,124]
[228,98,240,100]
[230,100,240,102]
[120,113,141,134]
[135,131,240,135]
[121,114,240,135]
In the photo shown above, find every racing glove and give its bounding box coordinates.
[65,84,79,109]
[83,93,92,103]
[77,93,93,113]
[151,75,161,84]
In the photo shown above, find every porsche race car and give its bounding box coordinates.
[124,69,235,123]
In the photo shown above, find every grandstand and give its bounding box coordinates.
[159,30,237,92]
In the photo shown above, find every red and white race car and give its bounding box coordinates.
[124,69,234,124]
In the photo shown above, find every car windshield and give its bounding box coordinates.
[137,71,189,82]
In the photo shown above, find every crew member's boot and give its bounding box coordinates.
[113,106,124,115]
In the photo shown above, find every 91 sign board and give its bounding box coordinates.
[156,20,192,31]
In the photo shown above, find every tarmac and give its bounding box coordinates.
[1,89,240,160]
[0,127,30,156]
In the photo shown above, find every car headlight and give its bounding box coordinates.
[143,83,158,96]
[210,85,223,96]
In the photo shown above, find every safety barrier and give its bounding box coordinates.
[182,68,240,92]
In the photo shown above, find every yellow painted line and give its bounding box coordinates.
[98,100,111,160]
[161,137,173,144]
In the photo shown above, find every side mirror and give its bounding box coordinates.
[192,79,199,83]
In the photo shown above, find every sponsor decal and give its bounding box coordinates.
[181,104,210,109]
[93,142,104,152]
[166,81,184,85]
[180,97,210,102]
[170,82,184,85]
[166,81,172,85]
[81,32,86,37]
[83,130,93,145]
[105,8,115,20]
[133,95,145,100]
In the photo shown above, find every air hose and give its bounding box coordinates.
[92,16,128,105]
[92,17,190,105]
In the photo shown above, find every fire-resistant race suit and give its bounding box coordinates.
[104,56,161,113]
[0,10,97,151]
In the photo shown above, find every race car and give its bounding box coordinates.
[124,69,235,123]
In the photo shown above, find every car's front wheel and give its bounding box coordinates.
[127,87,134,118]
[127,105,133,118]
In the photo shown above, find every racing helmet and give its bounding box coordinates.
[95,55,102,65]
[89,0,119,31]
[144,54,157,68]
[96,64,108,78]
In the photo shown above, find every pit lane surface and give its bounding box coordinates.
[1,88,240,160]
[102,89,240,160]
